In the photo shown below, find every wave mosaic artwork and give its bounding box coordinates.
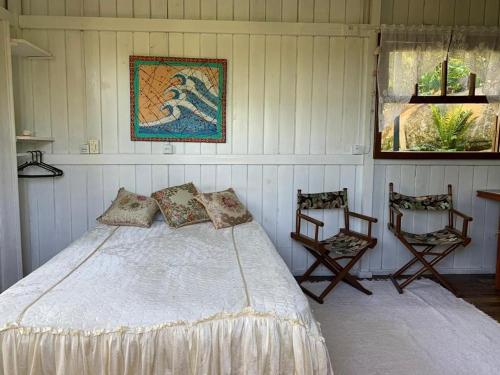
[129,56,227,143]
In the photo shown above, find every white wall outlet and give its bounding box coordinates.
[79,144,90,154]
[163,143,174,154]
[351,144,365,155]
[88,139,100,154]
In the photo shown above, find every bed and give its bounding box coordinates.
[0,220,332,375]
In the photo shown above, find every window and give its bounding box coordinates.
[374,26,500,159]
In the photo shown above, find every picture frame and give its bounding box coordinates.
[129,55,227,143]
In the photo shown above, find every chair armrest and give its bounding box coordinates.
[389,204,403,217]
[389,204,403,233]
[294,212,324,242]
[450,208,472,239]
[345,211,377,239]
[297,213,324,227]
[348,210,378,223]
[451,208,473,221]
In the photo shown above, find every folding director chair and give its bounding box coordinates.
[388,183,472,296]
[291,189,378,304]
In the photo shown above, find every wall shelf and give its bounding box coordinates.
[10,39,51,58]
[16,135,54,142]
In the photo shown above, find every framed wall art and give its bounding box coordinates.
[130,56,227,143]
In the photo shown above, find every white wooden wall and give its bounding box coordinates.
[20,0,370,23]
[18,164,363,274]
[16,29,370,156]
[372,163,500,274]
[0,18,23,291]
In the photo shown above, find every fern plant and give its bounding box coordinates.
[430,105,476,151]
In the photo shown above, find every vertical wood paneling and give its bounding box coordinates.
[232,34,249,154]
[278,36,296,154]
[65,31,85,153]
[408,0,425,24]
[263,35,280,154]
[326,37,344,154]
[27,30,52,153]
[84,31,101,144]
[310,36,329,155]
[247,34,265,155]
[341,37,362,153]
[294,36,313,155]
[100,31,119,153]
[184,0,200,19]
[117,0,133,17]
[250,0,265,21]
[233,0,249,20]
[48,30,69,154]
[117,32,134,153]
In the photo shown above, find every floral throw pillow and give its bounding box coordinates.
[151,182,210,228]
[195,188,253,229]
[98,188,159,228]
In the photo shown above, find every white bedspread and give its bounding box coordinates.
[0,221,331,375]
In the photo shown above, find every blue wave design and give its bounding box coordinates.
[173,73,219,106]
[139,105,217,136]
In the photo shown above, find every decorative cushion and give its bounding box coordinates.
[298,190,348,210]
[98,188,159,228]
[195,188,253,229]
[151,182,210,228]
[321,232,368,257]
[390,192,452,211]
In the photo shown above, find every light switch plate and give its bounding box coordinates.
[88,139,100,154]
[163,143,174,154]
[351,144,365,155]
[80,144,90,154]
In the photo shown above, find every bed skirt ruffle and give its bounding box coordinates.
[0,308,332,375]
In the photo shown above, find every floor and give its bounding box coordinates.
[443,274,500,322]
[307,279,500,375]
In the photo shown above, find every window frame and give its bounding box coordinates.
[374,47,500,160]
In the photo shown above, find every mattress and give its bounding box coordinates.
[0,221,332,375]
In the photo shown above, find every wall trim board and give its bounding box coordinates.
[41,154,364,165]
[18,16,378,37]
[375,159,500,166]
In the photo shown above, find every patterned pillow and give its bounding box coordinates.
[98,188,159,228]
[151,182,210,228]
[195,188,253,229]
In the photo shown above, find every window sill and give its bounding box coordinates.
[374,151,500,160]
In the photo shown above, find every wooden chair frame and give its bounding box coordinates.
[388,183,472,296]
[291,188,378,304]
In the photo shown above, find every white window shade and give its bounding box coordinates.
[377,25,500,131]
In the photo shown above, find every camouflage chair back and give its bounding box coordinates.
[387,183,472,296]
[291,188,378,304]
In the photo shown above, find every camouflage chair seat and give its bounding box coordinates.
[396,228,463,246]
[321,232,369,257]
[291,188,378,304]
[388,183,472,297]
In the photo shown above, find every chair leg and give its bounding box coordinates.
[297,258,322,284]
[319,251,368,301]
[325,255,373,296]
[392,246,434,278]
[396,241,462,296]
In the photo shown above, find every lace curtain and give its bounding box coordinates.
[377,25,500,130]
